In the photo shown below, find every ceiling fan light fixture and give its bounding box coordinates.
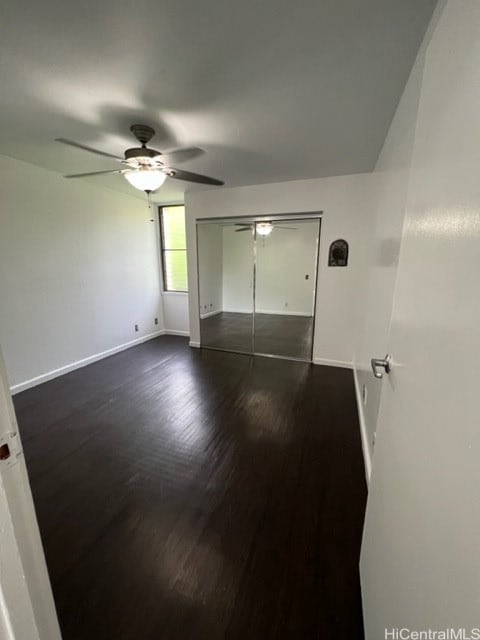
[124,168,167,192]
[57,125,223,186]
[256,222,273,236]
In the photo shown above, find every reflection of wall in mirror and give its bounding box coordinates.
[197,224,223,318]
[222,227,254,314]
[256,221,318,315]
[222,221,318,316]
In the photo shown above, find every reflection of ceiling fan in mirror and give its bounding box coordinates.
[235,222,298,236]
[56,124,224,193]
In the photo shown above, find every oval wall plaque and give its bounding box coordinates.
[328,239,349,267]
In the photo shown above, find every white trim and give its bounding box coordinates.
[189,341,200,348]
[161,290,188,296]
[200,310,222,319]
[0,580,16,640]
[164,330,190,337]
[255,309,313,317]
[10,331,166,394]
[0,346,62,639]
[221,308,253,315]
[353,367,372,486]
[220,309,312,317]
[312,357,353,369]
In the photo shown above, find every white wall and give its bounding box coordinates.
[186,174,373,365]
[0,154,164,390]
[222,226,254,313]
[197,223,223,318]
[220,222,318,315]
[353,4,439,479]
[255,220,318,315]
[353,55,426,474]
[361,1,480,634]
[161,293,190,335]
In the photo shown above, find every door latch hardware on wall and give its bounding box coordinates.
[371,354,392,379]
[0,431,23,469]
[0,444,10,460]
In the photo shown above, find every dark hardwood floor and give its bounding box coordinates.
[254,312,314,360]
[14,336,366,640]
[201,311,254,353]
[200,311,314,360]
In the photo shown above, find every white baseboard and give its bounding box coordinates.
[221,309,312,317]
[10,330,166,394]
[353,367,372,486]
[221,308,253,315]
[312,357,353,369]
[164,330,190,337]
[255,309,313,317]
[200,310,222,319]
[189,341,200,348]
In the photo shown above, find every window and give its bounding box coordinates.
[159,205,188,292]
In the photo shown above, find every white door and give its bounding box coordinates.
[361,1,480,637]
[0,346,61,639]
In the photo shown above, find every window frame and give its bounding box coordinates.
[158,204,188,293]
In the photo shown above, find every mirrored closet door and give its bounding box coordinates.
[197,216,321,361]
[254,218,319,360]
[197,220,254,353]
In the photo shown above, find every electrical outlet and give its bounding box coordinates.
[135,324,139,332]
[362,384,368,405]
[210,303,213,308]
[154,318,158,325]
[285,301,288,307]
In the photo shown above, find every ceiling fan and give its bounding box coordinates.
[56,124,224,193]
[235,222,297,236]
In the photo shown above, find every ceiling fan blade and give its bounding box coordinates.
[56,138,123,161]
[165,167,224,186]
[276,226,298,230]
[235,227,252,232]
[160,147,204,165]
[63,169,123,178]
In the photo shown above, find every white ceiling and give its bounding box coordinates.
[0,0,437,203]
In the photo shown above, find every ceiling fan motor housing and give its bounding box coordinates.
[130,124,155,145]
[124,147,161,161]
[126,125,161,164]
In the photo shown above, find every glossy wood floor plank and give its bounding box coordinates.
[13,336,366,639]
[200,311,314,360]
